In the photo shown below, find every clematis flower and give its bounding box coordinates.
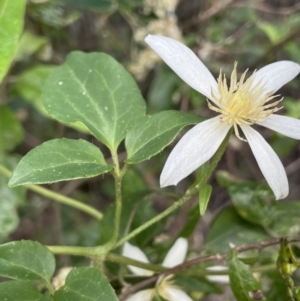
[122,238,193,301]
[205,266,229,284]
[145,34,300,200]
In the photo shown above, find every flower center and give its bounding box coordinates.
[156,275,177,299]
[208,62,282,140]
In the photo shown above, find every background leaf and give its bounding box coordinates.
[0,240,55,283]
[229,257,263,301]
[0,155,26,239]
[11,65,56,116]
[42,51,146,151]
[38,292,52,301]
[53,267,119,301]
[54,0,112,11]
[0,198,19,237]
[125,110,203,164]
[15,30,49,62]
[0,106,24,153]
[0,280,42,301]
[9,138,114,187]
[204,207,267,253]
[147,68,181,113]
[217,171,300,235]
[0,0,26,82]
[175,275,222,295]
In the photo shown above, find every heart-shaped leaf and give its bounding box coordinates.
[53,267,119,301]
[0,240,55,283]
[42,51,146,152]
[0,280,42,301]
[9,138,114,187]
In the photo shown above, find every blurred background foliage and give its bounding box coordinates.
[0,0,300,300]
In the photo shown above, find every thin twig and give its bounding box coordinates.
[233,2,300,15]
[118,237,283,300]
[184,0,235,28]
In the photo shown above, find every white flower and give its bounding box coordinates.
[205,266,229,284]
[145,34,300,200]
[122,238,193,301]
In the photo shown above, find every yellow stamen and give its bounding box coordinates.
[209,62,282,141]
[156,275,178,300]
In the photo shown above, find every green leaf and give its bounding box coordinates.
[179,205,201,238]
[11,65,91,134]
[217,171,300,235]
[0,240,55,282]
[229,258,263,301]
[0,155,26,237]
[0,106,24,152]
[11,65,57,116]
[54,0,112,11]
[228,182,276,227]
[0,199,19,236]
[0,0,26,82]
[217,171,275,226]
[0,155,26,206]
[204,207,267,253]
[39,292,52,301]
[42,51,146,151]
[257,21,283,44]
[175,275,222,294]
[147,68,181,113]
[0,280,42,301]
[15,30,49,62]
[199,184,212,216]
[270,201,300,235]
[125,111,203,164]
[9,138,114,187]
[53,267,119,301]
[264,269,290,301]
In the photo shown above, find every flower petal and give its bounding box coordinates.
[240,125,288,200]
[257,114,300,140]
[124,289,154,301]
[160,116,231,187]
[123,243,154,276]
[162,287,193,301]
[145,34,218,101]
[162,238,188,268]
[252,61,300,94]
[206,266,229,284]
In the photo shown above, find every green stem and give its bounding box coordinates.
[0,164,103,221]
[114,129,232,249]
[0,164,11,178]
[109,151,124,248]
[28,185,103,221]
[47,245,102,257]
[47,245,165,273]
[47,245,94,256]
[45,281,55,295]
[106,253,166,273]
